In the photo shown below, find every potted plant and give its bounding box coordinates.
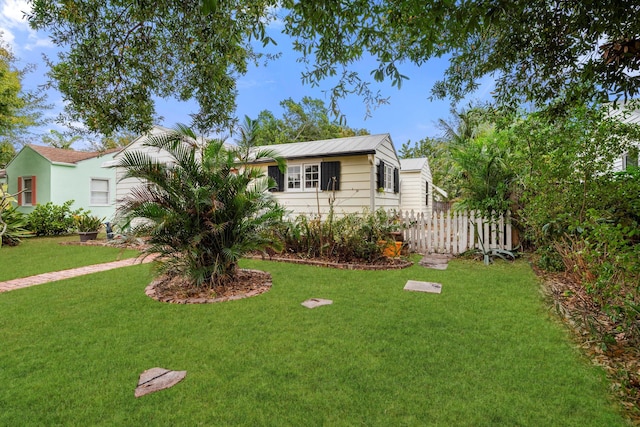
[74,213,105,242]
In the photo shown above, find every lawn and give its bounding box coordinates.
[0,244,628,426]
[0,236,140,282]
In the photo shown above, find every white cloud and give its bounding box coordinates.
[1,0,30,27]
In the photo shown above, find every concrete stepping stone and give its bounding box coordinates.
[301,298,333,309]
[135,367,187,398]
[404,280,442,294]
[419,253,453,270]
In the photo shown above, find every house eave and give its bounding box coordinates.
[249,149,377,164]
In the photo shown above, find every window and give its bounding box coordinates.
[304,164,320,189]
[22,177,33,205]
[384,163,394,192]
[90,178,110,205]
[624,146,639,170]
[287,165,301,189]
[425,184,430,206]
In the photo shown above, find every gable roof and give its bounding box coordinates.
[250,134,393,161]
[400,157,429,172]
[27,145,118,164]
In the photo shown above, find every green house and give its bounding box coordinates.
[5,145,118,220]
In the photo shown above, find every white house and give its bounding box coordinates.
[104,125,177,209]
[399,157,433,216]
[609,104,640,171]
[249,134,401,217]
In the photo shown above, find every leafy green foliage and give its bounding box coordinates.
[40,129,81,149]
[252,97,369,146]
[508,105,640,345]
[0,35,49,149]
[27,201,79,236]
[117,124,286,287]
[282,1,640,112]
[276,209,401,262]
[27,0,279,135]
[72,214,104,232]
[0,185,31,247]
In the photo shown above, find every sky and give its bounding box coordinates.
[0,0,494,151]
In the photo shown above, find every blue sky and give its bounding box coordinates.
[1,0,494,150]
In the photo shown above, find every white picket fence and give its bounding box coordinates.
[398,210,513,254]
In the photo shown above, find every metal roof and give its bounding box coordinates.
[399,157,429,171]
[250,133,391,161]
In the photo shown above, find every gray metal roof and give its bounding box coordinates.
[250,133,391,161]
[607,103,640,124]
[399,157,428,171]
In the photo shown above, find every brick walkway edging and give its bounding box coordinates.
[0,256,156,293]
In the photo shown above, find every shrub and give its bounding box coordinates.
[278,209,401,263]
[73,213,105,232]
[27,201,79,236]
[117,125,286,288]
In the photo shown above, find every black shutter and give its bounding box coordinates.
[268,165,284,192]
[320,161,341,191]
[377,160,385,190]
[393,167,399,193]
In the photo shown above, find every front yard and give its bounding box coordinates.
[0,239,628,425]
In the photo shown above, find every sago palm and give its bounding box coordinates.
[117,124,285,288]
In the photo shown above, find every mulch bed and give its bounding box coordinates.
[145,269,272,304]
[536,267,640,422]
[245,252,413,270]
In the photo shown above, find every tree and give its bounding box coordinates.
[116,124,286,288]
[41,129,81,149]
[252,97,369,145]
[0,141,14,168]
[0,35,48,149]
[282,1,640,111]
[28,0,279,136]
[88,131,137,151]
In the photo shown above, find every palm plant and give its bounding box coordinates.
[117,124,285,288]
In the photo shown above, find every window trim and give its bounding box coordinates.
[19,176,36,206]
[90,178,110,206]
[304,163,320,190]
[285,162,321,192]
[286,165,302,191]
[383,163,394,192]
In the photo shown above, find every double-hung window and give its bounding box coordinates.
[22,177,33,205]
[384,163,394,192]
[304,164,319,189]
[90,178,110,205]
[287,165,301,190]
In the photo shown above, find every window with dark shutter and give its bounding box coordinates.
[267,165,284,192]
[393,168,399,193]
[320,161,341,191]
[377,160,385,190]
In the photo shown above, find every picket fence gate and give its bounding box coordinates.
[397,210,513,255]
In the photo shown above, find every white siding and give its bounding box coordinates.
[373,136,401,211]
[259,154,374,218]
[399,158,433,216]
[113,126,175,207]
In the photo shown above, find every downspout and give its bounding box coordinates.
[368,154,376,211]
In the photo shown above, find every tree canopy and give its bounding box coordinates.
[250,97,369,145]
[28,0,279,136]
[282,1,640,110]
[27,1,640,135]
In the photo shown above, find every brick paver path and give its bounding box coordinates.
[0,256,156,293]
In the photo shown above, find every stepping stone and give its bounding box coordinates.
[301,298,333,309]
[419,253,453,270]
[404,280,443,294]
[135,367,187,398]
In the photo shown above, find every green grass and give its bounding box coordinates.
[0,253,628,426]
[0,236,140,281]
